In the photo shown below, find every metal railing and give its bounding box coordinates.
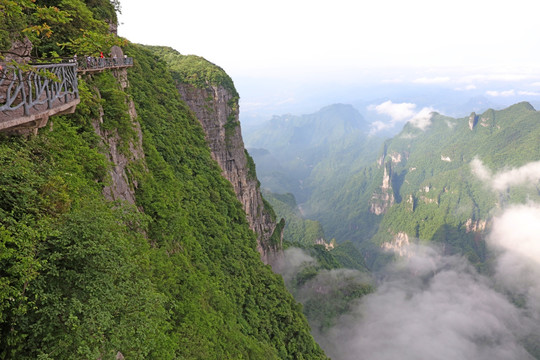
[0,55,133,131]
[0,62,79,117]
[76,56,133,72]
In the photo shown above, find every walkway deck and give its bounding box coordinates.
[0,56,133,134]
[77,56,134,74]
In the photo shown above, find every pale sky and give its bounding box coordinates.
[118,0,540,81]
[118,0,540,125]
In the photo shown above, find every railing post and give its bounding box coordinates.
[72,64,79,99]
[61,65,68,103]
[17,69,30,116]
[46,86,52,109]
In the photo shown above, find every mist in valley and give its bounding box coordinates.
[272,158,540,360]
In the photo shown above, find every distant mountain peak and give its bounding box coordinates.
[506,101,536,112]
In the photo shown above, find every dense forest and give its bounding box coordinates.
[0,1,328,358]
[246,101,540,269]
[246,98,540,360]
[8,1,540,359]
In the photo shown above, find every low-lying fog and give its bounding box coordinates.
[274,160,540,360]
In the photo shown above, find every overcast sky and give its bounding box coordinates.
[118,0,540,81]
[118,0,540,126]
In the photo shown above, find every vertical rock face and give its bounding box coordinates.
[468,112,478,130]
[381,232,411,257]
[370,162,395,215]
[177,83,282,263]
[93,68,145,205]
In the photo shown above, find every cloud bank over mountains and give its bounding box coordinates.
[368,100,436,133]
[320,245,535,360]
[471,158,540,192]
[275,158,540,360]
[472,158,540,327]
[279,242,539,360]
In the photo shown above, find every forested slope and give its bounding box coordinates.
[317,102,540,267]
[0,1,327,358]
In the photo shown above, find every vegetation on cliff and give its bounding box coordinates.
[317,103,540,266]
[250,101,540,270]
[263,191,326,247]
[0,0,122,59]
[0,0,327,358]
[148,46,242,141]
[146,45,239,98]
[126,43,327,358]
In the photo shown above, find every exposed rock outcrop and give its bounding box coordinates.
[406,194,415,212]
[390,151,402,164]
[468,112,478,130]
[93,68,145,205]
[381,232,411,257]
[370,162,395,215]
[4,37,32,63]
[314,238,335,250]
[441,155,452,162]
[177,83,282,263]
[463,218,487,233]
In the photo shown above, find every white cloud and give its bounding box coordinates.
[471,158,540,192]
[381,78,404,84]
[492,161,540,192]
[409,107,434,131]
[413,76,450,84]
[318,245,534,360]
[489,204,540,325]
[368,101,435,133]
[486,90,516,97]
[272,247,316,284]
[276,97,297,105]
[460,73,532,83]
[470,158,492,182]
[274,181,540,360]
[518,90,540,96]
[369,100,416,122]
[474,157,540,320]
[455,84,477,91]
[490,204,540,265]
[399,132,418,139]
[369,120,393,134]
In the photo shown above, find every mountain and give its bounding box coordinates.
[263,190,326,247]
[313,102,540,267]
[246,103,370,152]
[248,99,540,272]
[148,46,283,263]
[0,1,327,358]
[244,103,383,203]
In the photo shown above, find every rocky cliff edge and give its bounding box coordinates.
[176,81,282,263]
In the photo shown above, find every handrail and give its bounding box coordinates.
[0,63,79,117]
[76,56,133,72]
[0,55,134,132]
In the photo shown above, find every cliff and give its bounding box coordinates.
[0,2,327,357]
[176,82,281,262]
[369,161,395,215]
[92,63,146,205]
[150,47,282,263]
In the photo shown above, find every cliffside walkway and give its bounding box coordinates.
[0,56,133,133]
[77,56,134,74]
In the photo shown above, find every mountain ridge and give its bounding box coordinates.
[0,1,328,358]
[247,100,540,271]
